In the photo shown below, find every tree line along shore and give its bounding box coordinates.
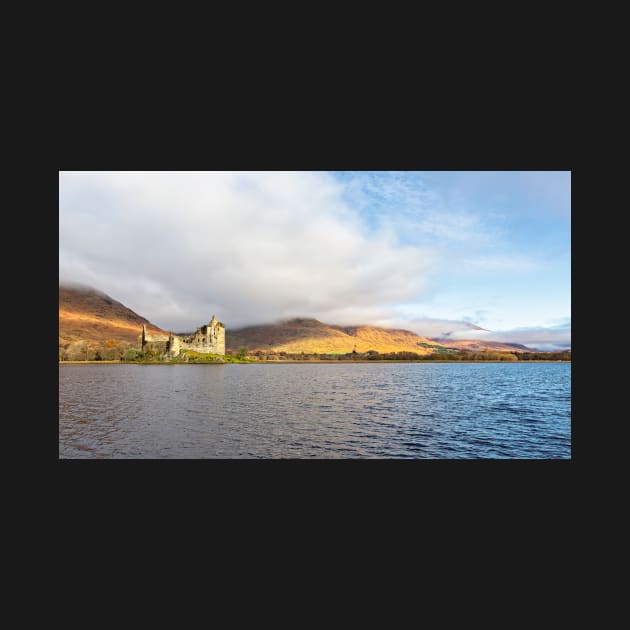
[59,346,571,363]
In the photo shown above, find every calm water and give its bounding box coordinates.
[58,363,571,459]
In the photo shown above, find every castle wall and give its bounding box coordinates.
[168,333,181,357]
[141,317,225,357]
[179,317,225,354]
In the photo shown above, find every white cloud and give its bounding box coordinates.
[59,171,437,331]
[448,323,571,351]
[339,171,500,247]
[359,316,485,339]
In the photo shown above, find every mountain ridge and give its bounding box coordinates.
[226,318,439,355]
[59,285,532,354]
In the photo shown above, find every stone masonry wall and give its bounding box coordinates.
[141,318,225,357]
[179,316,225,355]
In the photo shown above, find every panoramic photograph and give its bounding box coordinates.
[59,171,571,459]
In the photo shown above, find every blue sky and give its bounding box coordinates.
[59,171,571,349]
[332,171,570,328]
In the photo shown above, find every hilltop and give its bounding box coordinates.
[226,318,441,355]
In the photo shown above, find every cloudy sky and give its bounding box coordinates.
[59,171,571,349]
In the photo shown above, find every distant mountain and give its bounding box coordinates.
[59,284,166,346]
[227,318,440,355]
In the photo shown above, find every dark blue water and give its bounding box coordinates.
[58,363,571,458]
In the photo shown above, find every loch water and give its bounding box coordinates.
[59,362,571,459]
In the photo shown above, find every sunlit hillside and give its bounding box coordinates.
[59,285,166,346]
[227,318,439,355]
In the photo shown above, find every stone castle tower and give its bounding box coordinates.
[184,315,225,355]
[140,316,225,357]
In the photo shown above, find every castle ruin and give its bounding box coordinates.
[139,315,225,357]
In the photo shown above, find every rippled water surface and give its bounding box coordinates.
[59,363,571,458]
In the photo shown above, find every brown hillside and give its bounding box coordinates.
[227,318,438,355]
[334,325,440,352]
[59,285,167,346]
